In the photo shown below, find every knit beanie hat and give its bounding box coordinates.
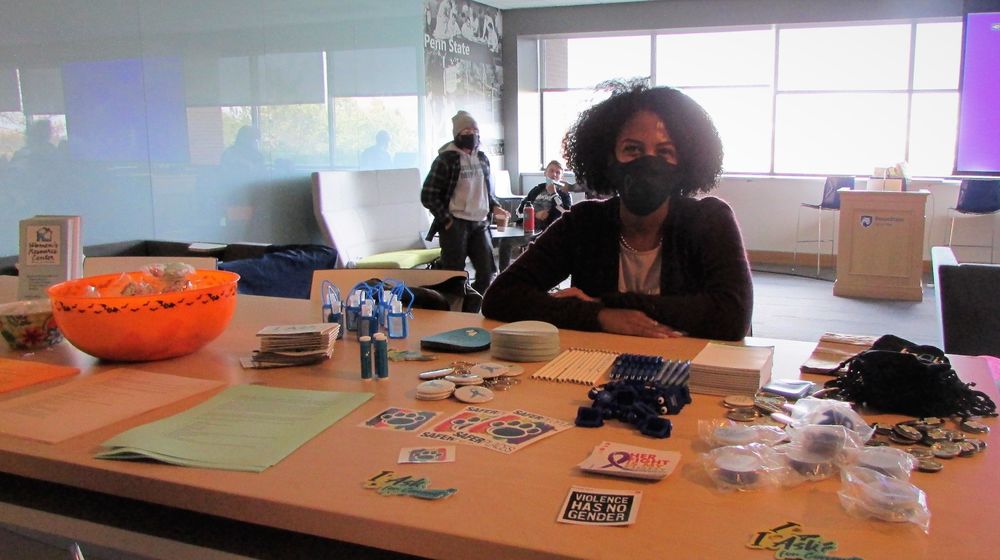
[452,111,478,136]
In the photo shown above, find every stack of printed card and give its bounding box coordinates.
[577,441,681,481]
[490,321,561,362]
[688,343,773,396]
[245,323,340,368]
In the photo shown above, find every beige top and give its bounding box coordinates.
[618,240,661,295]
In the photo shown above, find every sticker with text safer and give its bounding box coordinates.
[747,522,863,560]
[364,470,457,500]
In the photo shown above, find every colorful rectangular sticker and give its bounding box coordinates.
[361,407,439,432]
[398,446,456,464]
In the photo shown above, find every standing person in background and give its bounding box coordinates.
[482,80,752,341]
[516,160,573,231]
[422,110,510,296]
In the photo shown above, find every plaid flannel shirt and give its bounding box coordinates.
[421,146,500,238]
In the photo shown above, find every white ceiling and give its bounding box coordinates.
[481,0,644,9]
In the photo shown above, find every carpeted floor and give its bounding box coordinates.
[750,268,941,346]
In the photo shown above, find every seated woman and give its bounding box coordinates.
[482,80,752,341]
[516,160,573,230]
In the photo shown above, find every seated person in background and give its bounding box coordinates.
[482,80,752,341]
[516,160,573,230]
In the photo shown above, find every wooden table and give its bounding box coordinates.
[1,292,998,559]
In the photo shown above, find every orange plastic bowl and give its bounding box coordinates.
[47,270,239,362]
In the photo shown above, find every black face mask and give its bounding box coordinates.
[608,156,683,216]
[454,133,478,150]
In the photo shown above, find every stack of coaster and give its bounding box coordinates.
[490,321,561,362]
[689,343,773,397]
[248,323,339,367]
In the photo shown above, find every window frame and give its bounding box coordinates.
[535,17,962,179]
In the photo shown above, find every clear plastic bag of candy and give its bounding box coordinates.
[85,262,200,297]
[838,466,930,532]
[698,419,787,448]
[702,443,787,492]
[140,262,196,292]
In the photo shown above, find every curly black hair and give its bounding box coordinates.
[562,79,724,197]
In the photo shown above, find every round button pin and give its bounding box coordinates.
[444,373,484,386]
[726,407,759,422]
[499,364,525,377]
[960,419,990,434]
[469,362,510,379]
[893,423,923,442]
[905,447,934,460]
[931,441,961,459]
[723,395,755,408]
[958,441,979,457]
[454,385,495,403]
[872,423,894,436]
[917,458,943,473]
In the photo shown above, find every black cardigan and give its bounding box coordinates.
[481,196,753,341]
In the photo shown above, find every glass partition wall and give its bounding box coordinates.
[0,0,425,256]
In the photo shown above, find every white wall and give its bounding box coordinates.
[716,176,996,263]
[517,172,995,264]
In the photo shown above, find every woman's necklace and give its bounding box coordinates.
[619,233,662,253]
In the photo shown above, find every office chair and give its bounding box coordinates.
[792,176,855,277]
[947,179,1000,264]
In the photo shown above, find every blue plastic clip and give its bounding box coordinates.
[321,280,344,339]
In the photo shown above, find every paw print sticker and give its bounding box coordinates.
[487,419,544,440]
[365,408,436,432]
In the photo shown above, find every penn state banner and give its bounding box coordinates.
[424,0,503,166]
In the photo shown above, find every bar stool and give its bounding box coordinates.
[793,176,854,277]
[947,179,1000,263]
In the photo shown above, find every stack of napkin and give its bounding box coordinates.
[247,324,340,368]
[689,343,773,396]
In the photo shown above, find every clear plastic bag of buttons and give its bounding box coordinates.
[785,424,866,465]
[702,443,787,492]
[773,443,837,483]
[698,419,787,448]
[838,466,930,533]
[784,397,875,443]
[850,446,917,480]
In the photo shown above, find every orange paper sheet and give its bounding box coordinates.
[0,358,79,394]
